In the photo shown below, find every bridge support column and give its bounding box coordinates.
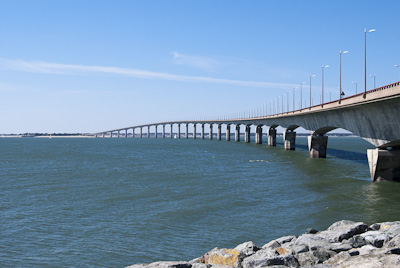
[255,126,262,144]
[140,128,143,138]
[284,130,296,150]
[226,125,231,141]
[245,125,251,143]
[155,126,158,138]
[177,124,181,139]
[125,129,128,138]
[170,124,173,138]
[185,124,189,139]
[132,128,135,138]
[308,134,328,158]
[235,125,241,142]
[268,128,276,146]
[147,126,150,138]
[201,124,204,140]
[367,149,400,182]
[217,124,221,140]
[102,133,105,138]
[193,124,196,139]
[162,125,165,138]
[209,124,213,140]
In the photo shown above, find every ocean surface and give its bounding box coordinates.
[2,136,400,267]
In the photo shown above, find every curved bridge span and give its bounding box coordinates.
[95,82,400,182]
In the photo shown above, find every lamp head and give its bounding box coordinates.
[368,29,376,33]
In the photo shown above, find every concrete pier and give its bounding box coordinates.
[226,125,231,141]
[368,149,400,182]
[147,126,150,138]
[178,124,181,139]
[185,124,189,139]
[201,124,204,140]
[284,130,296,150]
[235,125,240,142]
[268,128,276,146]
[245,125,250,143]
[132,128,134,138]
[155,125,158,138]
[125,129,127,138]
[217,124,221,140]
[193,124,196,139]
[308,134,328,158]
[162,125,165,138]
[255,126,262,144]
[140,127,143,138]
[170,124,173,138]
[209,124,213,140]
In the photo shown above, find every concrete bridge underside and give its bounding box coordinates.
[95,82,400,182]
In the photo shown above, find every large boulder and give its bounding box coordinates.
[126,262,192,268]
[241,248,300,268]
[200,248,240,267]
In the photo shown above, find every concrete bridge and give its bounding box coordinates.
[95,81,400,182]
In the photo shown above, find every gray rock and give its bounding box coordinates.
[276,236,296,245]
[294,234,331,250]
[262,240,281,250]
[349,235,368,248]
[128,262,192,268]
[191,264,210,268]
[360,230,390,248]
[241,249,278,268]
[234,241,259,257]
[321,220,368,242]
[126,264,150,268]
[305,228,318,234]
[386,234,400,248]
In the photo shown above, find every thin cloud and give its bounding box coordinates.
[0,58,295,89]
[170,51,220,71]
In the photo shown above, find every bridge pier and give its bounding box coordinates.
[140,127,143,138]
[170,124,173,138]
[147,126,150,138]
[367,149,400,182]
[201,124,204,140]
[185,124,189,139]
[178,124,181,139]
[209,124,213,140]
[308,134,328,158]
[268,128,276,146]
[125,129,128,138]
[235,125,241,142]
[284,130,296,150]
[193,124,196,139]
[255,126,262,144]
[132,128,135,138]
[217,124,221,140]
[245,125,251,143]
[226,125,231,141]
[155,126,158,138]
[162,125,165,138]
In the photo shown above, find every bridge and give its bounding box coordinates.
[94,81,400,182]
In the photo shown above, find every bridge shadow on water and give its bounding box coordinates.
[276,142,369,165]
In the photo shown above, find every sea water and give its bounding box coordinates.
[2,136,400,267]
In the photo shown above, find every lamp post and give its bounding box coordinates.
[300,82,305,110]
[369,74,376,89]
[293,87,296,111]
[322,65,329,107]
[287,92,289,112]
[352,82,358,94]
[339,50,348,104]
[309,74,316,109]
[364,28,376,97]
[395,65,400,81]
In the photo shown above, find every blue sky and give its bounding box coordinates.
[0,0,399,133]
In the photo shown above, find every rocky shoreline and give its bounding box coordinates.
[126,220,400,268]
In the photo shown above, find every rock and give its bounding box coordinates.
[234,241,259,257]
[294,234,331,250]
[386,248,400,255]
[126,262,192,268]
[241,248,278,268]
[200,248,241,268]
[360,230,390,248]
[276,236,296,245]
[275,247,293,256]
[242,254,300,268]
[305,228,318,234]
[321,220,368,242]
[386,234,400,248]
[262,240,281,250]
[191,264,210,268]
[349,235,368,248]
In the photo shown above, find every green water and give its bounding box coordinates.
[1,137,400,267]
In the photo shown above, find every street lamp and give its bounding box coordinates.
[322,65,329,107]
[369,74,376,89]
[309,74,316,109]
[352,81,358,94]
[339,50,349,104]
[395,65,400,81]
[300,82,305,110]
[293,87,296,111]
[364,28,376,97]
